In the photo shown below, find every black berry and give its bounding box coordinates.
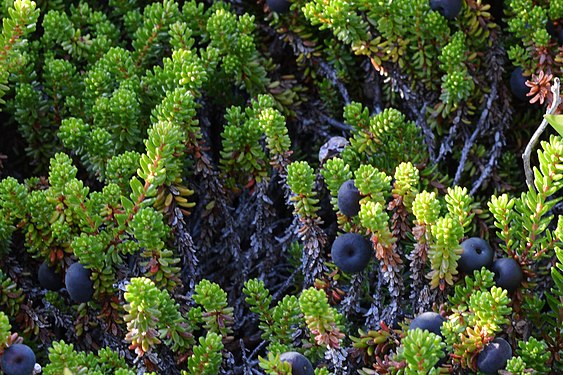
[491,258,523,293]
[1,344,36,375]
[458,237,494,274]
[65,262,94,303]
[546,20,563,45]
[331,233,372,273]
[510,67,530,102]
[477,338,512,375]
[337,179,362,217]
[266,0,291,13]
[38,262,64,291]
[430,0,463,20]
[279,352,314,375]
[409,312,446,338]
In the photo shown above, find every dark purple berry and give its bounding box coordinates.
[1,344,36,375]
[279,352,314,375]
[331,233,372,273]
[510,67,530,102]
[458,237,494,274]
[266,0,291,13]
[489,0,504,25]
[477,338,512,375]
[337,179,361,217]
[38,262,64,291]
[491,258,523,293]
[430,0,463,20]
[546,20,563,44]
[409,312,446,338]
[65,262,94,303]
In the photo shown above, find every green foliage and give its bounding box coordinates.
[445,186,475,235]
[193,279,234,339]
[243,279,301,352]
[412,191,441,226]
[0,0,40,105]
[427,216,463,290]
[132,0,181,68]
[259,352,293,375]
[43,340,132,375]
[0,269,24,320]
[299,287,344,349]
[514,337,551,374]
[0,0,562,373]
[342,105,425,173]
[392,328,445,375]
[123,277,193,357]
[442,270,512,370]
[359,201,393,248]
[0,311,11,350]
[220,98,272,189]
[206,7,267,96]
[392,162,419,210]
[287,161,319,218]
[184,332,224,375]
[321,157,352,211]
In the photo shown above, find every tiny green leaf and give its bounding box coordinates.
[544,114,563,137]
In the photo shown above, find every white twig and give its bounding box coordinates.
[523,78,561,188]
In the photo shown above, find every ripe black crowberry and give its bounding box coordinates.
[491,258,523,293]
[38,262,64,291]
[510,67,530,102]
[1,344,36,375]
[337,179,362,217]
[331,233,372,273]
[266,0,290,13]
[430,0,463,20]
[279,352,314,375]
[409,312,446,338]
[458,237,494,274]
[65,262,94,303]
[477,338,512,375]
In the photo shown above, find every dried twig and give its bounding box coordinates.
[384,65,437,161]
[453,84,498,185]
[436,107,464,163]
[319,113,353,131]
[523,77,561,187]
[317,60,351,105]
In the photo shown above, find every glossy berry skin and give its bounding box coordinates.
[489,0,504,25]
[337,180,361,217]
[409,312,446,338]
[477,338,512,375]
[65,262,94,303]
[430,0,462,20]
[458,237,494,274]
[279,352,314,375]
[491,258,523,293]
[546,20,563,45]
[266,0,290,13]
[1,344,36,375]
[510,68,530,102]
[331,233,372,273]
[38,262,64,291]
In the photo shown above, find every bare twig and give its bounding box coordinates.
[385,65,437,161]
[279,30,351,105]
[470,129,505,195]
[317,60,351,105]
[453,84,498,185]
[436,107,464,163]
[319,113,353,131]
[523,77,561,188]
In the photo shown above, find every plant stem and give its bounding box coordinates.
[523,78,561,188]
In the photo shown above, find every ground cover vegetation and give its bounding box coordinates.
[0,0,562,373]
